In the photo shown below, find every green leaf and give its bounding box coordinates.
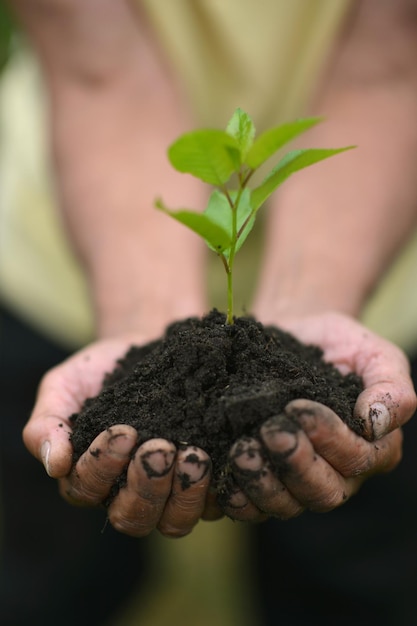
[245,117,322,170]
[226,108,256,163]
[234,189,255,253]
[168,129,240,186]
[250,146,354,212]
[203,190,232,241]
[203,189,254,257]
[155,199,232,252]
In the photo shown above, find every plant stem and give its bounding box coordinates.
[226,267,234,324]
[218,252,233,324]
[222,168,252,324]
[226,242,236,324]
[225,183,244,324]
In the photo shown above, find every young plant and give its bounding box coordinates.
[156,108,352,325]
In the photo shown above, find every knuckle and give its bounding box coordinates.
[157,522,192,538]
[338,452,373,477]
[81,463,119,491]
[137,488,171,510]
[109,511,153,538]
[272,504,304,520]
[308,488,347,513]
[61,466,113,505]
[59,480,100,506]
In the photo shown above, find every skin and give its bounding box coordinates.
[11,0,417,536]
[224,313,414,521]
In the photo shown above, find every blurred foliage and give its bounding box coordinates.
[0,2,16,71]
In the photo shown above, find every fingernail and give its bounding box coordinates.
[141,448,175,478]
[228,490,249,509]
[262,426,298,456]
[178,451,210,489]
[232,442,263,472]
[107,432,135,457]
[369,402,390,439]
[41,441,51,476]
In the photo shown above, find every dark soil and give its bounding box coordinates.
[70,310,363,501]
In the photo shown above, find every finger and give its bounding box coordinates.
[157,446,211,537]
[287,399,403,477]
[221,477,267,522]
[230,437,303,519]
[23,369,78,478]
[353,337,416,440]
[201,489,224,521]
[280,313,417,441]
[22,338,137,478]
[260,415,359,512]
[108,439,176,537]
[60,425,138,506]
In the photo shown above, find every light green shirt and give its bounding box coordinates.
[2,0,416,354]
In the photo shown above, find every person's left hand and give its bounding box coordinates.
[23,334,222,538]
[222,312,417,522]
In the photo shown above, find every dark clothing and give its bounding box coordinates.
[252,360,417,626]
[0,306,149,626]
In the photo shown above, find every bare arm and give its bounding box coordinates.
[227,0,417,522]
[254,0,417,321]
[13,0,215,537]
[11,0,207,339]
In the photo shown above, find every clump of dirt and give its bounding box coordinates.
[70,310,363,499]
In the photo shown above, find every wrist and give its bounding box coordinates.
[87,224,206,342]
[252,268,366,328]
[95,291,207,341]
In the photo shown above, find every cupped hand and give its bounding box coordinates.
[223,312,416,522]
[23,336,221,538]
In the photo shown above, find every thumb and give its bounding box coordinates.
[23,369,77,478]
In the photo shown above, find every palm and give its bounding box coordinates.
[277,311,415,439]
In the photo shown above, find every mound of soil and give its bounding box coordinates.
[70,310,363,499]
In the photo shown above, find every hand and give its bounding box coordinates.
[223,312,416,522]
[23,336,222,538]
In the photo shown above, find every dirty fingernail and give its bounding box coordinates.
[228,490,249,509]
[141,448,176,478]
[41,441,51,476]
[232,441,263,472]
[108,432,136,457]
[178,450,210,488]
[369,402,390,439]
[261,426,298,456]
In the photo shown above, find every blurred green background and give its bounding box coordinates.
[0,2,13,71]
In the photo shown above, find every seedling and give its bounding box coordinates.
[156,108,352,324]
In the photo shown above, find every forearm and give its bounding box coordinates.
[254,0,417,321]
[11,0,207,339]
[50,71,207,339]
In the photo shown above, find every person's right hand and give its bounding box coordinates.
[23,335,222,538]
[222,311,416,522]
